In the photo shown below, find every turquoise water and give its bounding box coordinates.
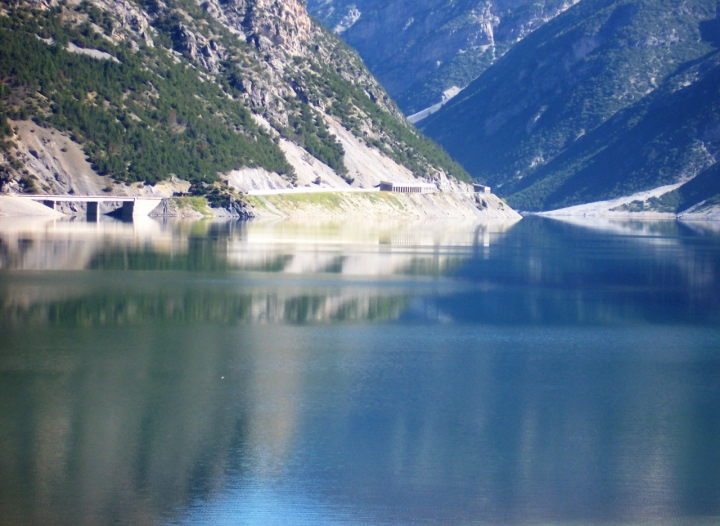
[0,216,719,525]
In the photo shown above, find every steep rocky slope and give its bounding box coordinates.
[422,0,720,213]
[308,0,576,115]
[0,0,476,215]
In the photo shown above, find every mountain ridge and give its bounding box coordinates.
[308,0,576,115]
[0,0,488,218]
[421,0,720,214]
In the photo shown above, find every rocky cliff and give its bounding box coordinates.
[0,0,482,216]
[308,0,576,114]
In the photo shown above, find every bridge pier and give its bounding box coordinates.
[87,201,99,221]
[121,201,134,219]
[122,199,162,219]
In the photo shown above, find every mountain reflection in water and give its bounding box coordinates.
[0,217,510,326]
[0,216,719,526]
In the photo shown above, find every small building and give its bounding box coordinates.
[473,184,491,194]
[379,181,437,194]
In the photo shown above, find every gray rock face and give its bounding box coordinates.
[1,0,478,209]
[308,0,576,114]
[209,0,313,56]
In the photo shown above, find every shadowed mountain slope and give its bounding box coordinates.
[421,0,720,212]
[308,0,575,115]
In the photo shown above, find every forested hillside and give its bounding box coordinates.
[421,0,720,212]
[0,6,290,186]
[0,0,469,205]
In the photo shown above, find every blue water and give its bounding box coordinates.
[0,216,719,525]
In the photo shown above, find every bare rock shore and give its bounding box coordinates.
[246,190,520,221]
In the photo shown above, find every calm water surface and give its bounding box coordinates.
[0,216,719,525]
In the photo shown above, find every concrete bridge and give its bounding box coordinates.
[16,195,162,220]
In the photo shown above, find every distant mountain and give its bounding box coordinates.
[0,0,471,208]
[307,0,575,115]
[421,0,720,213]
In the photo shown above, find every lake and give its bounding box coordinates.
[0,215,719,525]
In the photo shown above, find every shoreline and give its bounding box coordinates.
[245,190,519,221]
[5,193,720,223]
[1,191,521,222]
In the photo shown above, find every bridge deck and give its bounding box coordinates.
[14,195,162,218]
[16,195,159,203]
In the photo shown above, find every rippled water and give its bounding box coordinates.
[0,216,719,525]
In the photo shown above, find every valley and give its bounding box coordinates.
[420,0,720,216]
[2,0,719,220]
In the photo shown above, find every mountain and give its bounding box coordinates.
[0,0,474,213]
[307,0,576,115]
[421,0,720,213]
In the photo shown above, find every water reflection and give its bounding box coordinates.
[1,216,719,526]
[432,217,720,326]
[0,217,517,326]
[0,217,514,275]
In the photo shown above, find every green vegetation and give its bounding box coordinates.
[629,163,720,213]
[283,102,350,180]
[297,39,471,182]
[396,45,501,116]
[249,190,404,214]
[264,191,345,210]
[0,0,472,201]
[175,196,213,216]
[0,4,291,188]
[310,0,570,115]
[422,0,720,211]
